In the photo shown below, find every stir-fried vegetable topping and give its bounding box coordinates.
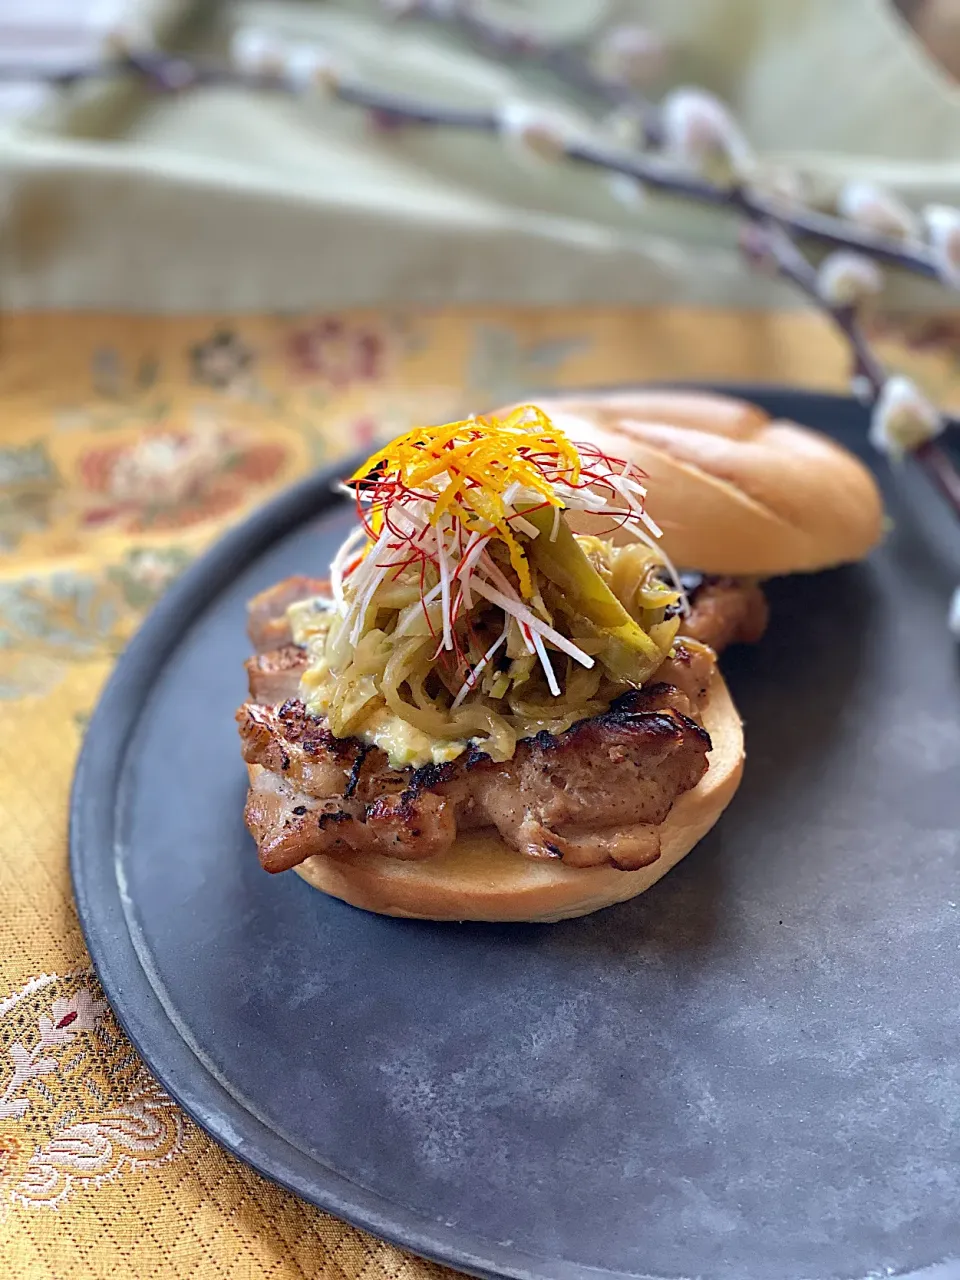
[290,407,686,767]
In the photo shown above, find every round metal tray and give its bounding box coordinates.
[71,386,960,1280]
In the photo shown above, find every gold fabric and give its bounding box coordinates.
[1,306,956,1278]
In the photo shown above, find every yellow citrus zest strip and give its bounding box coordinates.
[350,407,584,599]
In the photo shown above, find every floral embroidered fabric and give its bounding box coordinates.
[0,305,953,1278]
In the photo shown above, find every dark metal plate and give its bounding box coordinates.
[71,387,960,1280]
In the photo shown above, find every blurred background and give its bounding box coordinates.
[3,0,960,312]
[3,6,960,1277]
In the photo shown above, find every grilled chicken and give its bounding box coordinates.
[248,576,329,654]
[239,685,709,873]
[246,643,308,706]
[678,574,768,652]
[239,571,763,873]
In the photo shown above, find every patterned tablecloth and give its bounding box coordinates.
[1,305,957,1279]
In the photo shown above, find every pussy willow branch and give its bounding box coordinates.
[407,0,960,511]
[0,49,944,283]
[401,0,660,126]
[3,45,959,516]
[747,221,888,389]
[754,219,960,512]
[402,1,949,283]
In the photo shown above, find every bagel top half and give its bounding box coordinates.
[504,390,884,577]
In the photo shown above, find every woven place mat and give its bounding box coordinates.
[0,305,954,1279]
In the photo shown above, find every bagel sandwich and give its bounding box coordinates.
[237,394,881,922]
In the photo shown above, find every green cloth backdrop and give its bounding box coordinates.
[2,0,958,312]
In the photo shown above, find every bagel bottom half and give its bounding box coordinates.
[287,670,744,923]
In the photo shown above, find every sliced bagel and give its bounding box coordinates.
[503,390,883,576]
